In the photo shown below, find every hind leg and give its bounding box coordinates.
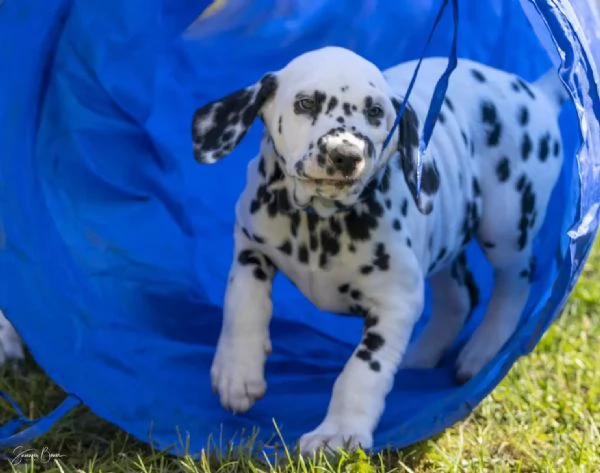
[455,262,530,384]
[455,248,534,383]
[402,253,479,369]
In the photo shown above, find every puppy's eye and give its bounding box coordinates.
[295,98,315,112]
[368,105,384,118]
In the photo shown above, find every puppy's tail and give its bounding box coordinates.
[533,66,569,110]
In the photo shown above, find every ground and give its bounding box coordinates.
[0,238,598,472]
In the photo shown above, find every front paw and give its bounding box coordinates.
[210,333,270,413]
[298,418,373,455]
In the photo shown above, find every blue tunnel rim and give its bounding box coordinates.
[0,0,599,455]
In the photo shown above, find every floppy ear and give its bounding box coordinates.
[392,97,440,215]
[192,73,278,164]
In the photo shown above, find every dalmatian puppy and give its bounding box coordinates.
[191,46,567,453]
[0,311,24,366]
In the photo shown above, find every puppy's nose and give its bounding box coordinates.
[330,148,363,176]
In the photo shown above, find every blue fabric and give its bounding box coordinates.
[0,0,599,455]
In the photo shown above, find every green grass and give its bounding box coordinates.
[1,241,599,472]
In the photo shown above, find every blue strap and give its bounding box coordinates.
[381,0,460,195]
[0,391,80,449]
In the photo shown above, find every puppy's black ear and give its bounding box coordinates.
[392,97,439,215]
[192,73,278,164]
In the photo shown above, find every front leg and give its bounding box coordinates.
[211,228,277,413]
[299,252,424,454]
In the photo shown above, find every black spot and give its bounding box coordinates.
[437,247,447,261]
[516,175,536,250]
[278,240,292,255]
[326,96,339,114]
[365,314,378,329]
[539,133,550,161]
[369,361,381,372]
[278,116,283,134]
[461,130,468,146]
[518,106,529,126]
[363,332,385,351]
[481,102,496,124]
[481,101,502,147]
[406,238,412,248]
[520,256,537,281]
[444,96,454,111]
[341,85,349,92]
[379,167,391,193]
[521,133,533,161]
[459,200,481,247]
[350,290,362,300]
[392,219,401,231]
[373,243,390,271]
[360,265,374,275]
[553,140,561,157]
[385,199,392,210]
[356,349,371,361]
[471,69,486,82]
[241,227,252,240]
[344,207,379,241]
[258,157,266,177]
[343,103,352,116]
[337,116,345,124]
[250,199,261,214]
[438,111,446,124]
[298,244,309,264]
[516,78,535,99]
[338,283,350,294]
[496,157,511,182]
[290,212,301,237]
[472,177,481,197]
[420,162,440,195]
[401,199,408,217]
[483,241,496,249]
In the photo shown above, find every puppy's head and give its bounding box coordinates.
[192,46,421,214]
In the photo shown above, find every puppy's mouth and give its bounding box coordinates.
[295,176,359,188]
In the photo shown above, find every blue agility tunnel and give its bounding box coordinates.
[1,0,600,455]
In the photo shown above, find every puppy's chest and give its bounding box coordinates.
[238,208,392,312]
